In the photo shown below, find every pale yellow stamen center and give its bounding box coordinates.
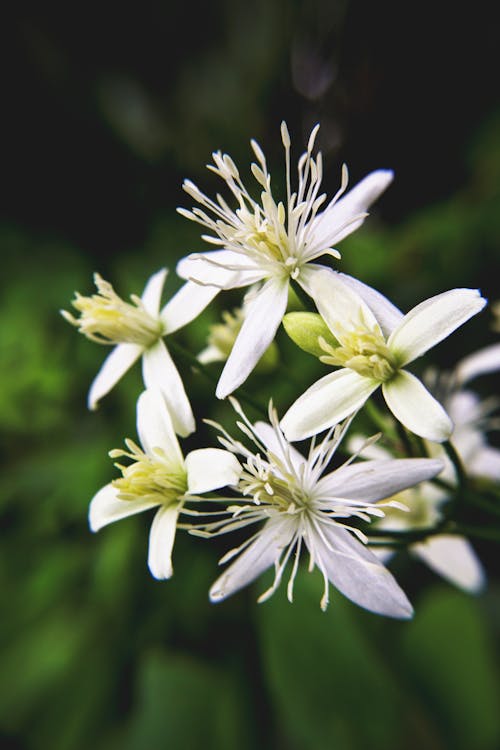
[319,325,396,382]
[62,274,164,346]
[110,439,187,504]
[239,458,310,514]
[207,308,244,357]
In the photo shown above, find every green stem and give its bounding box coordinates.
[291,280,316,311]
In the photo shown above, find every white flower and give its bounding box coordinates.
[281,270,486,443]
[62,268,218,436]
[89,389,241,580]
[348,436,485,592]
[431,343,500,481]
[197,400,444,618]
[177,122,393,398]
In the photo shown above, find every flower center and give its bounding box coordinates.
[239,455,311,515]
[62,274,165,347]
[319,325,396,382]
[206,308,245,358]
[110,439,188,504]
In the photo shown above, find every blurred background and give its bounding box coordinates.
[2,1,500,748]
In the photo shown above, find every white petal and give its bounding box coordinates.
[177,249,264,289]
[388,288,486,366]
[337,273,404,337]
[413,535,485,593]
[197,344,224,364]
[136,388,183,467]
[89,483,159,532]
[142,340,195,437]
[216,277,289,399]
[310,169,394,248]
[209,517,296,602]
[304,267,382,342]
[140,268,167,316]
[383,371,453,442]
[315,458,444,502]
[281,369,379,441]
[185,448,241,493]
[160,280,220,335]
[469,445,500,481]
[310,524,413,618]
[88,343,143,410]
[253,422,306,474]
[454,343,500,385]
[147,504,180,580]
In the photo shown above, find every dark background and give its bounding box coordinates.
[1,2,500,749]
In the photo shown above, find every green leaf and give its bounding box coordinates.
[399,587,500,750]
[256,570,405,750]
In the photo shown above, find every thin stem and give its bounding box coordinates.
[291,280,316,311]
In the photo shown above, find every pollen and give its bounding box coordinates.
[61,274,165,346]
[319,323,397,382]
[110,439,188,504]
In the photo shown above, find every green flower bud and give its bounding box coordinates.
[282,312,339,358]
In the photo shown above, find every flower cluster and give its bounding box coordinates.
[63,123,498,618]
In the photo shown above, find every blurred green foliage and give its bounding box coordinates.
[2,2,500,748]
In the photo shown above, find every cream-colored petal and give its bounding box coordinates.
[140,268,168,316]
[308,523,413,618]
[315,458,443,502]
[88,343,143,410]
[469,446,500,481]
[142,340,195,437]
[454,343,500,385]
[303,267,382,342]
[281,369,379,441]
[136,388,183,467]
[310,169,394,249]
[216,277,289,399]
[147,504,181,580]
[388,288,486,366]
[89,483,159,532]
[413,535,485,593]
[209,516,296,602]
[176,249,264,289]
[383,371,453,442]
[160,280,220,335]
[185,448,241,494]
[337,272,404,337]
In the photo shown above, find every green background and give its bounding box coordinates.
[2,2,500,748]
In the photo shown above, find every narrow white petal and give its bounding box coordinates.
[216,278,289,399]
[383,371,453,442]
[413,535,485,593]
[388,288,486,366]
[142,340,195,437]
[469,446,500,481]
[89,483,159,532]
[197,344,224,365]
[185,448,241,493]
[160,280,220,335]
[281,369,378,441]
[147,504,180,580]
[140,268,167,316]
[454,343,500,385]
[304,267,381,341]
[311,524,413,618]
[253,422,306,473]
[315,458,444,502]
[209,517,295,602]
[177,250,264,289]
[310,169,394,248]
[88,343,143,410]
[136,388,183,467]
[337,273,404,337]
